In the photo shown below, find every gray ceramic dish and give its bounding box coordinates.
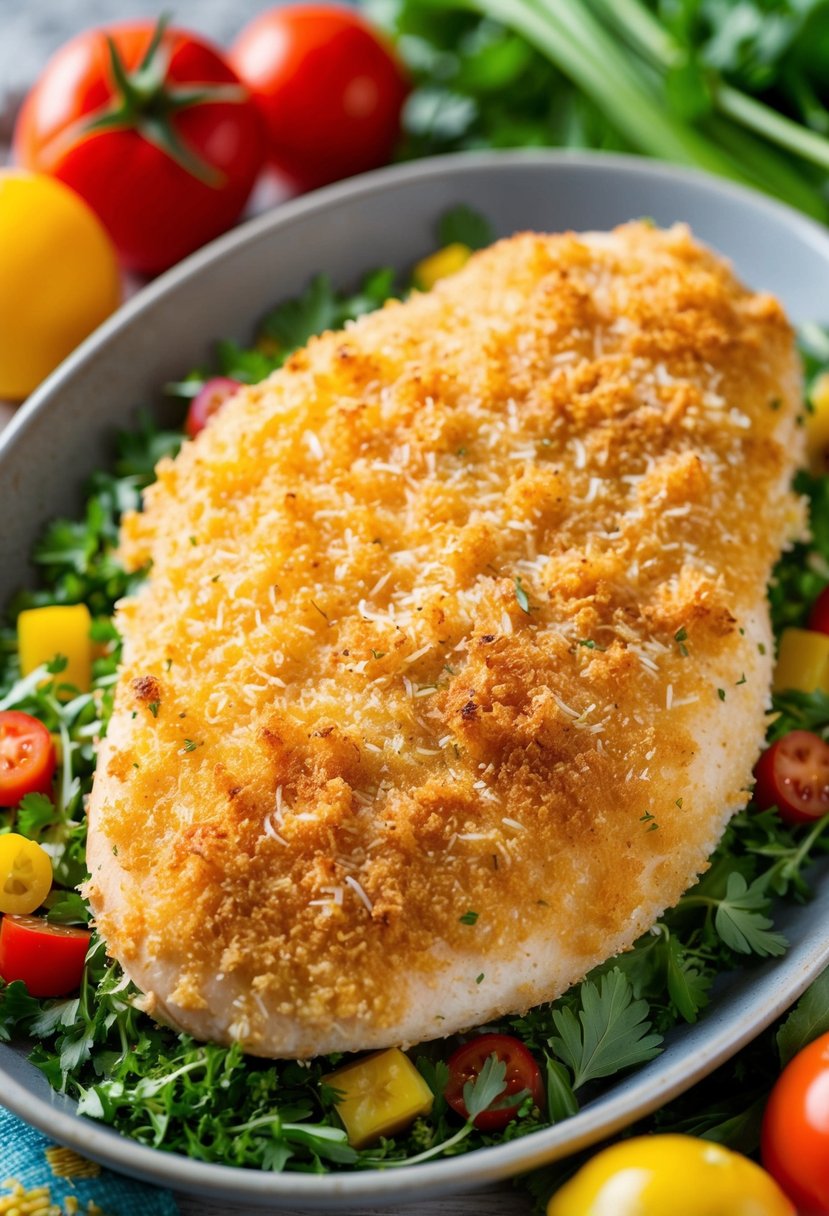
[2,150,829,1208]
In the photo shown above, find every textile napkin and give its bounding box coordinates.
[0,1106,178,1215]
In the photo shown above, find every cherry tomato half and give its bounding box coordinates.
[809,586,829,635]
[0,915,90,997]
[753,730,829,824]
[445,1033,544,1131]
[14,20,265,274]
[762,1031,829,1214]
[185,377,242,439]
[0,710,56,806]
[230,5,409,191]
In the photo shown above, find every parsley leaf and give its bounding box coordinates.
[464,1053,508,1120]
[15,793,57,841]
[260,274,340,351]
[514,576,530,613]
[459,909,479,925]
[550,970,663,1088]
[713,873,788,958]
[544,1056,579,1122]
[777,967,829,1065]
[665,934,710,1024]
[437,204,494,250]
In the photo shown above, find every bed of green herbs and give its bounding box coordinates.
[1,211,829,1178]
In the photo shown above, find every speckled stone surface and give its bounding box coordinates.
[0,0,269,99]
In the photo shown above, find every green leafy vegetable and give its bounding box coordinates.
[713,873,789,958]
[550,970,663,1088]
[437,204,495,249]
[367,0,829,221]
[777,967,829,1065]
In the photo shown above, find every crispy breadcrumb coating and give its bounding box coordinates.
[86,223,804,1056]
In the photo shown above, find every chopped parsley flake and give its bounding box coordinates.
[148,701,160,718]
[182,739,200,753]
[674,627,689,657]
[459,910,479,925]
[718,688,726,702]
[514,576,530,614]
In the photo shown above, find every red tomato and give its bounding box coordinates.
[0,710,56,806]
[753,730,829,824]
[762,1031,829,1214]
[230,5,409,191]
[809,586,829,634]
[186,377,242,439]
[14,20,265,274]
[0,915,90,997]
[445,1033,544,1131]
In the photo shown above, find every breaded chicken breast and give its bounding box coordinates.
[86,223,804,1057]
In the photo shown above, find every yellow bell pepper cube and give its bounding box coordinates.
[807,371,829,475]
[413,242,472,291]
[773,627,829,695]
[18,604,92,693]
[326,1047,433,1148]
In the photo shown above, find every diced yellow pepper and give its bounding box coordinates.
[326,1047,433,1148]
[807,371,829,475]
[413,242,472,291]
[773,627,829,695]
[18,604,92,693]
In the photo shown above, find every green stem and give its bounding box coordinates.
[702,116,829,220]
[589,0,829,180]
[473,0,751,180]
[588,0,682,69]
[362,1121,473,1168]
[715,82,829,174]
[782,69,829,136]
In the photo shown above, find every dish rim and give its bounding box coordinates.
[3,147,829,1206]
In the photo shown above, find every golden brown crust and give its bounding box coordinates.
[86,223,804,1055]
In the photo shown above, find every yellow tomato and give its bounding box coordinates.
[0,170,120,400]
[0,833,53,915]
[547,1135,795,1216]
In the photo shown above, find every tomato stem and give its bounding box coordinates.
[79,15,249,187]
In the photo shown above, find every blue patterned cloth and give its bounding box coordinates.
[0,1106,178,1215]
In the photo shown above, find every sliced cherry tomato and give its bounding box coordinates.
[0,710,56,806]
[762,1031,829,1215]
[753,730,829,824]
[0,914,90,997]
[186,377,243,439]
[445,1033,544,1131]
[809,586,829,635]
[0,835,52,916]
[230,6,409,191]
[14,19,265,274]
